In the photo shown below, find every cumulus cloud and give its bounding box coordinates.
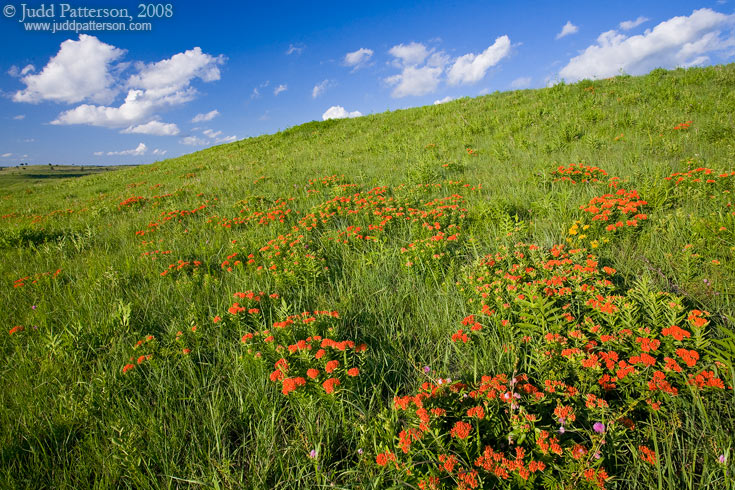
[511,76,532,88]
[128,47,223,92]
[106,142,147,156]
[433,96,453,105]
[312,79,332,98]
[121,120,180,136]
[343,48,373,70]
[191,109,219,122]
[447,36,511,85]
[273,84,287,96]
[17,37,225,132]
[556,21,579,39]
[322,105,362,120]
[386,65,443,97]
[559,8,735,82]
[13,35,125,104]
[389,42,431,66]
[386,38,510,97]
[385,42,448,97]
[619,16,649,30]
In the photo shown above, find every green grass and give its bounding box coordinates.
[0,165,134,192]
[1,64,734,489]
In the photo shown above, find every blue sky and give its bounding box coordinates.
[1,0,734,165]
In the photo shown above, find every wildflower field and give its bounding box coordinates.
[1,64,735,489]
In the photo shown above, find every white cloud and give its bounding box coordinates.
[344,48,373,69]
[273,84,287,96]
[50,44,225,129]
[152,148,167,155]
[322,106,362,120]
[216,135,236,143]
[121,120,179,135]
[447,36,511,85]
[312,79,332,98]
[180,135,207,146]
[286,44,304,55]
[8,65,35,77]
[106,142,146,156]
[51,89,163,127]
[620,16,649,30]
[511,76,532,88]
[128,47,224,91]
[559,8,735,82]
[433,96,453,105]
[389,42,430,66]
[385,42,447,97]
[13,35,125,104]
[191,109,219,122]
[385,38,510,97]
[93,151,104,156]
[386,65,443,97]
[203,129,221,139]
[556,21,579,39]
[13,114,25,120]
[1,153,12,157]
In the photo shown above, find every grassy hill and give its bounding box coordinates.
[1,64,734,489]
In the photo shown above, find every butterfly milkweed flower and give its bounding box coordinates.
[450,421,472,439]
[325,360,339,373]
[9,326,24,335]
[347,367,359,377]
[122,363,135,374]
[322,377,340,394]
[307,368,319,379]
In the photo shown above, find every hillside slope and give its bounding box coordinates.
[1,64,734,489]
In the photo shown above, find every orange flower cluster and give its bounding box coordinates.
[210,197,296,229]
[665,167,735,184]
[135,202,209,236]
[13,268,61,288]
[552,163,609,184]
[580,188,648,224]
[140,249,172,260]
[673,120,692,130]
[119,196,147,207]
[401,225,462,267]
[374,242,729,487]
[383,373,613,487]
[241,309,366,398]
[159,259,202,277]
